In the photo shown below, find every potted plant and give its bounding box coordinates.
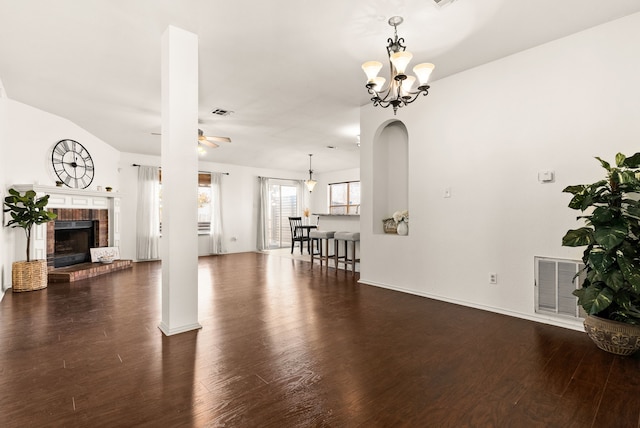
[562,152,640,355]
[3,188,57,292]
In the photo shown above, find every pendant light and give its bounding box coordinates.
[305,154,317,192]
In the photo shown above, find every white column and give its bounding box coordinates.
[159,26,201,336]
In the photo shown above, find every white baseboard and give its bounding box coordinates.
[158,322,202,336]
[358,277,584,332]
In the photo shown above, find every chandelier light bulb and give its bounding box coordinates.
[401,76,416,96]
[413,63,435,86]
[362,61,383,82]
[372,76,386,91]
[390,51,413,75]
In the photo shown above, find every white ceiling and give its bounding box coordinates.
[2,0,640,174]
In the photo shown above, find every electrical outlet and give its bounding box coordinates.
[489,273,497,284]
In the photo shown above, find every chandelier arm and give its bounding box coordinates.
[386,37,395,56]
[400,93,422,105]
[374,102,393,109]
[402,86,431,103]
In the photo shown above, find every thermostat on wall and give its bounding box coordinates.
[538,171,555,183]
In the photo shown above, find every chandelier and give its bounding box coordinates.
[362,16,435,115]
[305,154,317,192]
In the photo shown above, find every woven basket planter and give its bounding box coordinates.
[12,260,48,292]
[583,315,640,356]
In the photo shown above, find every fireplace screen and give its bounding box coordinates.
[53,220,97,267]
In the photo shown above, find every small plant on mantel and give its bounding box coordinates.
[3,188,57,292]
[562,152,640,354]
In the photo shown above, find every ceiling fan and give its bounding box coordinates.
[151,129,232,149]
[198,128,231,148]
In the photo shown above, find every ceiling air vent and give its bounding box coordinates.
[211,108,233,117]
[433,0,456,7]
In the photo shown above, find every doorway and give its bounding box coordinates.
[268,182,299,249]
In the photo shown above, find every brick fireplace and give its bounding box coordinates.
[9,184,128,283]
[47,209,109,268]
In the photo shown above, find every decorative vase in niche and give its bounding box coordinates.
[397,221,408,236]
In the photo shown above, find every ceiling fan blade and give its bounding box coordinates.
[200,140,219,148]
[206,135,232,143]
[199,128,231,144]
[155,130,228,146]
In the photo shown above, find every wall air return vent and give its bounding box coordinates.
[535,257,585,319]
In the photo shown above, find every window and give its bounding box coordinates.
[197,173,212,233]
[329,181,360,214]
[159,172,214,234]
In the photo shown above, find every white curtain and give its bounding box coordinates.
[209,172,225,254]
[257,177,270,251]
[136,165,160,260]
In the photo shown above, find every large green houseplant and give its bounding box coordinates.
[562,152,640,354]
[3,188,57,292]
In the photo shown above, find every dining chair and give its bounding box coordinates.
[288,217,311,254]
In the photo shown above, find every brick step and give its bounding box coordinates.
[48,260,133,283]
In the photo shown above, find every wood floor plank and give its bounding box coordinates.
[593,383,640,428]
[0,252,638,427]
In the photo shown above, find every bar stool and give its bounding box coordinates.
[334,232,360,275]
[309,230,335,269]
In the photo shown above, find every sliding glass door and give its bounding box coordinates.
[268,182,299,249]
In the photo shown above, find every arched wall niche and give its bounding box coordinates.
[372,119,409,234]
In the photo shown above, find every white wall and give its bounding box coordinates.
[1,98,121,288]
[5,100,120,189]
[360,12,640,330]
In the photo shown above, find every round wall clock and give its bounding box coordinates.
[51,139,95,189]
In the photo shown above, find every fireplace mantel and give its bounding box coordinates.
[11,184,120,199]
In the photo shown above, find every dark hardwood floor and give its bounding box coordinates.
[1,252,639,427]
